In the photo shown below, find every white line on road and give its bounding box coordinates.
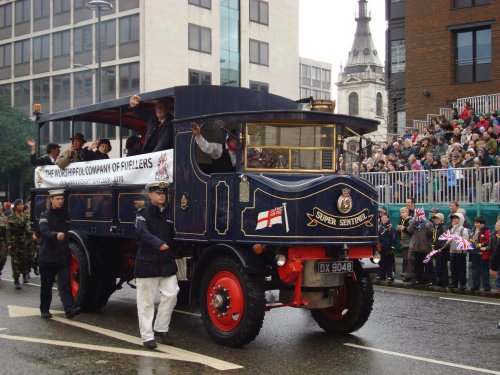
[439,297,500,306]
[344,343,500,375]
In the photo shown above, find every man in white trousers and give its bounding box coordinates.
[135,181,179,349]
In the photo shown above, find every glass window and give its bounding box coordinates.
[349,92,359,116]
[0,43,11,67]
[53,30,71,57]
[52,120,71,145]
[390,39,405,73]
[101,19,116,48]
[34,35,50,61]
[74,0,86,9]
[188,24,212,53]
[0,83,11,105]
[455,28,491,83]
[53,0,71,14]
[454,0,490,8]
[249,80,269,93]
[250,0,268,25]
[14,80,30,107]
[249,39,269,66]
[74,25,93,53]
[96,123,116,139]
[188,0,211,9]
[0,4,13,28]
[15,0,30,24]
[74,121,92,139]
[102,66,116,94]
[300,64,311,85]
[119,62,140,92]
[34,0,50,19]
[73,70,93,98]
[119,14,139,44]
[53,74,71,101]
[322,69,330,84]
[14,39,30,64]
[189,69,212,85]
[376,92,383,116]
[33,77,50,104]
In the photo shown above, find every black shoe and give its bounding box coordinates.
[450,284,458,289]
[14,278,21,290]
[33,267,39,276]
[387,277,394,282]
[143,340,157,349]
[65,306,82,319]
[22,274,29,284]
[157,332,173,346]
[41,311,53,319]
[459,286,466,291]
[375,276,386,281]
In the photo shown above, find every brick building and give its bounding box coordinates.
[386,0,500,133]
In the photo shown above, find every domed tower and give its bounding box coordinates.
[336,0,387,151]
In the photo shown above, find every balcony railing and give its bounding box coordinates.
[359,166,500,205]
[457,93,500,115]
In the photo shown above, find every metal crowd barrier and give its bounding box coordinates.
[360,166,500,205]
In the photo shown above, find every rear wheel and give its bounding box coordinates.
[200,256,265,347]
[69,241,115,311]
[311,273,373,334]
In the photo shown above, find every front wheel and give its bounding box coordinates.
[200,256,265,347]
[311,273,374,334]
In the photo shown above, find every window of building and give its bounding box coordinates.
[188,0,211,9]
[53,0,71,14]
[189,69,211,85]
[34,0,50,19]
[74,121,92,140]
[250,0,268,25]
[53,30,70,57]
[96,123,116,139]
[0,43,11,67]
[102,66,116,94]
[0,83,11,105]
[300,64,311,86]
[390,39,405,73]
[74,70,93,98]
[249,80,269,93]
[33,35,50,61]
[188,24,211,53]
[348,92,359,116]
[101,19,116,47]
[322,69,331,84]
[15,0,30,24]
[0,4,12,28]
[74,0,86,10]
[455,27,491,83]
[119,62,140,92]
[220,1,240,87]
[52,120,71,145]
[311,66,321,87]
[33,77,50,104]
[454,0,490,8]
[53,74,71,101]
[74,25,93,54]
[14,39,30,64]
[14,80,30,107]
[376,92,383,116]
[119,14,139,44]
[300,87,311,99]
[249,39,268,66]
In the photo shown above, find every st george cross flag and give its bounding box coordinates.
[414,207,426,222]
[438,230,458,241]
[454,236,474,250]
[423,249,439,264]
[256,206,283,230]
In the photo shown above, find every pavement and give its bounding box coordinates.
[373,257,500,299]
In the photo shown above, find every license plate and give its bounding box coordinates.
[317,261,353,273]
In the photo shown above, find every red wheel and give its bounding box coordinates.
[70,253,81,297]
[206,270,245,331]
[319,284,350,320]
[200,256,265,347]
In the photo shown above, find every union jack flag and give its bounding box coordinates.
[454,236,474,250]
[414,207,426,222]
[438,230,458,241]
[423,249,439,264]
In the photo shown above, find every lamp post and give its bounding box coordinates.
[86,0,113,103]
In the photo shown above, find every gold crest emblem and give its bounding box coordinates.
[337,188,352,214]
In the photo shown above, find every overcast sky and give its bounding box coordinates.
[299,0,386,99]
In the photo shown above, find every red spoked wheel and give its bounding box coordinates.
[70,253,81,297]
[311,273,374,334]
[200,256,265,347]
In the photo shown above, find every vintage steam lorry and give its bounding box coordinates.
[31,85,380,347]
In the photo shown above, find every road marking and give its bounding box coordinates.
[344,343,500,375]
[6,305,241,371]
[439,297,500,306]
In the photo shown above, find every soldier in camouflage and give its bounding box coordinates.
[6,199,32,289]
[0,211,7,280]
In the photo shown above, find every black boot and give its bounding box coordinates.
[14,278,21,289]
[22,274,29,283]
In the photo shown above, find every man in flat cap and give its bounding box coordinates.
[135,181,178,349]
[57,133,91,169]
[27,138,61,166]
[38,189,81,319]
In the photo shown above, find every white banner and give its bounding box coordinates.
[34,150,174,188]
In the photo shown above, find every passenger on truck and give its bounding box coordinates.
[129,94,174,153]
[56,133,92,169]
[84,138,112,160]
[190,122,236,173]
[27,138,61,166]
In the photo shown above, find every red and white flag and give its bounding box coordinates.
[454,236,473,250]
[414,207,426,222]
[255,205,289,232]
[438,230,458,241]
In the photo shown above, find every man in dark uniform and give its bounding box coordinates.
[135,181,178,349]
[27,138,61,166]
[190,122,237,173]
[38,189,81,319]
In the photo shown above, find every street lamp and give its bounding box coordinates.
[86,0,113,103]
